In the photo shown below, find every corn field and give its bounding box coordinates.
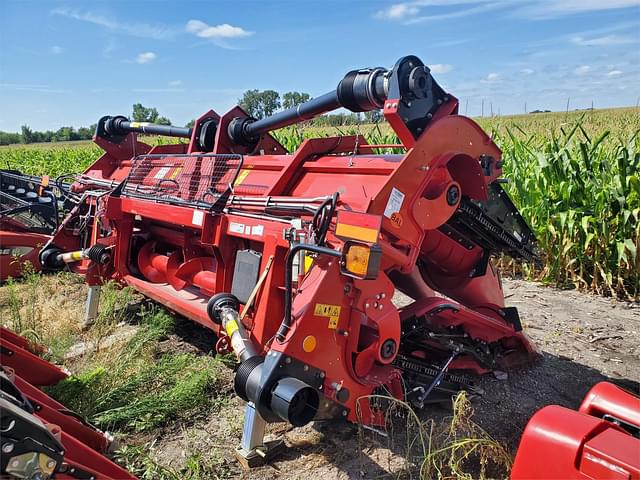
[1,108,638,299]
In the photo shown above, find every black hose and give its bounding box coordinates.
[311,192,339,246]
[276,244,342,343]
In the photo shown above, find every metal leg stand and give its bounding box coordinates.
[235,402,285,469]
[83,285,101,329]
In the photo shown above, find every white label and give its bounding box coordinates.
[384,187,405,218]
[244,225,251,234]
[513,231,522,242]
[251,225,264,236]
[154,166,170,179]
[229,222,245,234]
[191,209,204,226]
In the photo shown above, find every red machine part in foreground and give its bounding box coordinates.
[0,327,137,480]
[0,230,49,280]
[511,382,640,480]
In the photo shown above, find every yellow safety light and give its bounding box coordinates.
[341,241,382,280]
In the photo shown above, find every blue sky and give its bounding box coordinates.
[1,0,639,132]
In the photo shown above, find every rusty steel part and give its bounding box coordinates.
[511,382,640,479]
[0,327,137,480]
[10,54,545,467]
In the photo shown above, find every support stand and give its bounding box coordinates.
[235,402,284,469]
[83,285,101,329]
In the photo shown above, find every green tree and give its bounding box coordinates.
[20,125,34,144]
[0,131,21,145]
[132,103,159,123]
[364,110,383,123]
[238,90,281,119]
[282,91,310,109]
[185,119,196,128]
[55,126,75,142]
[156,116,172,125]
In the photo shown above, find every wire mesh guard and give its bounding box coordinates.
[122,153,253,207]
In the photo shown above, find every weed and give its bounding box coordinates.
[357,392,511,479]
[47,307,225,432]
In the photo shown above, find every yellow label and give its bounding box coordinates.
[314,303,341,329]
[168,166,182,180]
[225,319,239,337]
[303,254,313,273]
[129,121,149,128]
[234,169,251,187]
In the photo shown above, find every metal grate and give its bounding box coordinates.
[122,153,246,208]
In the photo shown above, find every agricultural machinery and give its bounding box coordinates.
[1,54,638,479]
[0,170,75,280]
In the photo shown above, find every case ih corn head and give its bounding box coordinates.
[1,54,638,479]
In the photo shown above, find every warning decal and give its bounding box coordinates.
[154,166,171,179]
[314,303,341,329]
[234,169,251,187]
[383,187,405,218]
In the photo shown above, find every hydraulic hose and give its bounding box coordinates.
[276,243,342,342]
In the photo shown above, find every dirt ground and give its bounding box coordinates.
[143,278,639,479]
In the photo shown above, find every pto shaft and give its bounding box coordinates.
[103,116,192,139]
[229,67,389,145]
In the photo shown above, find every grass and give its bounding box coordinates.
[116,443,233,480]
[358,391,511,479]
[47,306,226,433]
[2,267,86,360]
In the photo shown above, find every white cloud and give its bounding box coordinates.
[482,72,501,83]
[51,8,175,40]
[374,0,508,23]
[168,80,182,86]
[520,68,535,75]
[429,63,453,74]
[571,34,635,46]
[136,52,156,64]
[50,45,63,55]
[374,0,640,23]
[607,70,623,77]
[574,65,592,75]
[515,0,640,19]
[375,3,420,20]
[185,20,253,39]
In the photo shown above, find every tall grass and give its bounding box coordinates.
[494,117,639,298]
[358,391,512,479]
[47,306,226,432]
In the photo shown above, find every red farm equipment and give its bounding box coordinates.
[0,170,75,280]
[0,327,136,479]
[512,382,640,479]
[1,54,637,477]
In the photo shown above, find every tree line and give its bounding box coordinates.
[1,91,384,146]
[0,103,174,146]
